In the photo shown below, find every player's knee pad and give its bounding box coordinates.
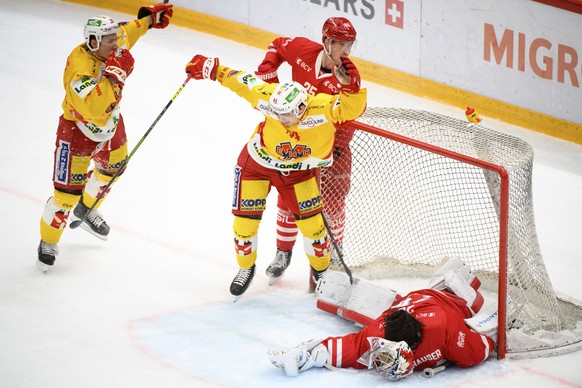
[53,190,81,212]
[40,196,73,244]
[233,216,260,268]
[295,214,330,271]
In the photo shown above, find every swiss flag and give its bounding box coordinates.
[385,0,404,29]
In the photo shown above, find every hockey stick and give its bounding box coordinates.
[322,212,353,285]
[70,75,192,229]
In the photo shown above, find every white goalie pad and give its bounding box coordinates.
[428,257,484,315]
[464,301,500,340]
[465,297,518,341]
[316,271,397,326]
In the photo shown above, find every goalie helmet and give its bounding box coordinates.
[269,81,308,117]
[322,17,357,42]
[84,15,119,52]
[370,339,414,381]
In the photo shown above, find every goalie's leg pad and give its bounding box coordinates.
[316,271,397,326]
[443,271,484,315]
[428,258,483,314]
[429,258,481,291]
[233,216,260,268]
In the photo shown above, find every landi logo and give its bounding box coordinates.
[484,23,580,88]
[385,0,404,29]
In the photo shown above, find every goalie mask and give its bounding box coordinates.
[84,15,119,52]
[269,81,308,124]
[369,339,414,381]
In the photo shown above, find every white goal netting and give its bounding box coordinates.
[321,107,582,358]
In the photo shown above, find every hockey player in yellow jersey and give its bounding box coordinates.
[185,53,367,299]
[37,3,174,272]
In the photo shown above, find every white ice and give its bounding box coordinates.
[1,1,581,387]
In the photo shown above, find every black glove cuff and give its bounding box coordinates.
[137,7,153,26]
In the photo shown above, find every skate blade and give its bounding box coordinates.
[36,260,50,274]
[79,223,108,241]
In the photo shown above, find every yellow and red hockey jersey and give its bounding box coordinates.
[61,18,150,142]
[215,66,367,171]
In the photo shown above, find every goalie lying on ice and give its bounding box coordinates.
[268,258,495,380]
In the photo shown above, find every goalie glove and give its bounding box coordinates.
[137,3,174,29]
[185,54,219,80]
[103,49,134,85]
[267,340,328,377]
[334,56,361,93]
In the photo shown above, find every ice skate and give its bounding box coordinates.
[70,200,110,240]
[266,249,292,285]
[230,264,256,301]
[37,240,58,273]
[309,266,328,293]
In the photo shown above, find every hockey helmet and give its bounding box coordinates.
[322,17,357,42]
[269,81,308,117]
[84,15,119,52]
[370,340,414,381]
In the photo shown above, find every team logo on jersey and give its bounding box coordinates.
[54,140,70,185]
[276,142,312,160]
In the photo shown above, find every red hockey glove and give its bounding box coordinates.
[255,64,279,83]
[337,56,361,93]
[137,3,173,29]
[185,54,219,80]
[104,49,134,85]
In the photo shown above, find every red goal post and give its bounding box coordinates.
[321,107,582,359]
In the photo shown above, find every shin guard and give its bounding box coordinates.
[233,216,260,268]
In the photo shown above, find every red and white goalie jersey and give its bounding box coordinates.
[320,289,495,371]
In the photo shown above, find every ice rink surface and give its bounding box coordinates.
[1,1,581,386]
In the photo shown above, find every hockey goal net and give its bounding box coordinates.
[321,107,582,359]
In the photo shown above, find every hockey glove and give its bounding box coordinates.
[337,56,361,93]
[104,49,134,85]
[255,64,279,83]
[137,3,173,29]
[186,54,219,80]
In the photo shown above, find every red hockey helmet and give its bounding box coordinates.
[322,17,357,42]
